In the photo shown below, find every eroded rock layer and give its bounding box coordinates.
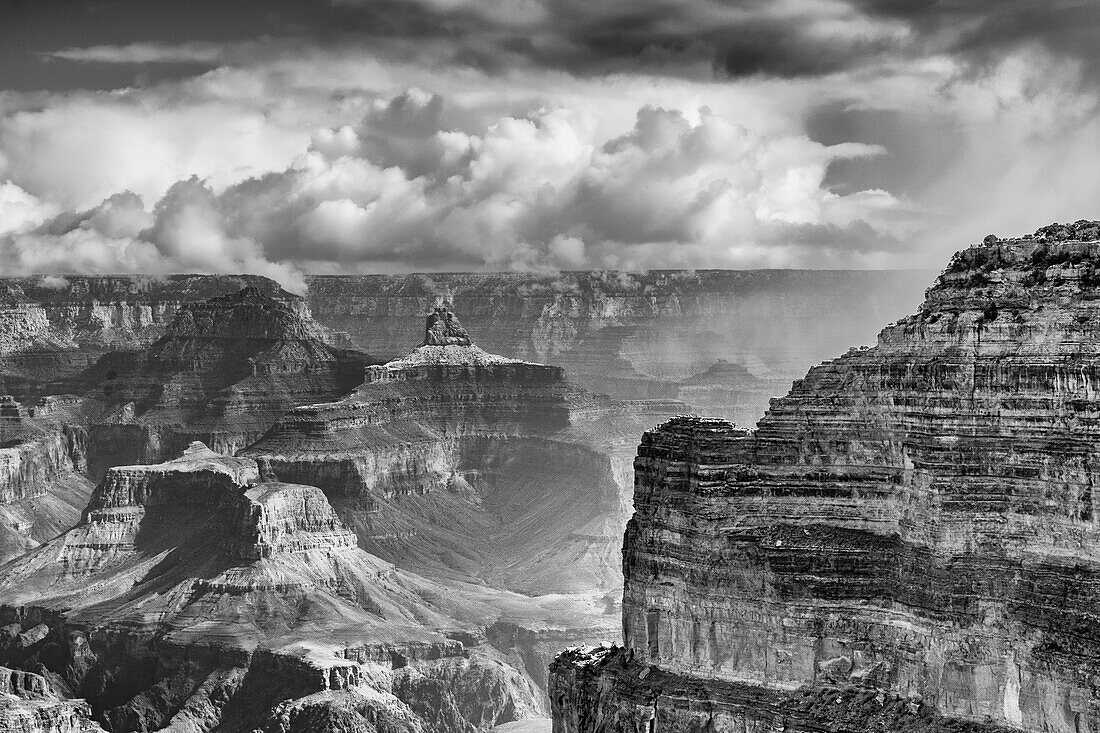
[0,443,554,732]
[552,221,1100,732]
[305,271,926,425]
[1,272,926,426]
[76,286,371,475]
[0,275,289,401]
[246,305,684,597]
[0,396,93,564]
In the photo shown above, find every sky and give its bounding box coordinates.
[0,0,1097,291]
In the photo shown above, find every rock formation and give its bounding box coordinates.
[0,275,299,402]
[551,221,1100,732]
[245,303,684,598]
[304,270,926,425]
[0,442,554,732]
[422,303,472,346]
[0,395,93,564]
[75,286,372,476]
[1,271,926,425]
[0,665,106,733]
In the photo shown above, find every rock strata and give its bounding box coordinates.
[551,222,1100,732]
[246,305,685,597]
[0,443,549,732]
[303,270,926,425]
[76,286,371,475]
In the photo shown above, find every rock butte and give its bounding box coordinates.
[550,220,1100,732]
[245,303,686,599]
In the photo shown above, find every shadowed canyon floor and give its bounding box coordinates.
[550,220,1100,732]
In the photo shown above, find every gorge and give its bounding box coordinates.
[0,259,1012,733]
[550,220,1100,732]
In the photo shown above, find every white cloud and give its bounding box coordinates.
[0,93,312,210]
[45,42,227,65]
[0,182,58,235]
[0,89,906,285]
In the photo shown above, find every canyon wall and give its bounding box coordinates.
[304,270,927,425]
[1,271,926,425]
[246,311,684,598]
[0,275,287,400]
[0,443,552,733]
[551,221,1100,732]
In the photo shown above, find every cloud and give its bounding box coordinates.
[45,42,227,66]
[4,0,1098,281]
[0,89,314,210]
[0,90,906,287]
[0,179,306,293]
[0,182,57,234]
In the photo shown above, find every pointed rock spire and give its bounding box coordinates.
[421,302,472,346]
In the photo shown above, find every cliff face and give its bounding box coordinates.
[551,221,1100,732]
[0,665,106,733]
[0,443,552,733]
[0,396,93,564]
[305,271,926,426]
[1,271,925,426]
[0,275,289,401]
[77,286,371,475]
[245,305,684,598]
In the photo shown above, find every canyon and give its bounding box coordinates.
[0,267,929,732]
[305,270,926,426]
[2,271,926,426]
[550,220,1100,732]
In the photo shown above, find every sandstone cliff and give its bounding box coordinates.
[551,220,1100,732]
[245,304,684,598]
[0,443,559,732]
[0,395,94,564]
[305,271,926,425]
[0,275,293,401]
[76,286,371,475]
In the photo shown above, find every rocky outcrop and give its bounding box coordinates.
[0,275,294,402]
[2,271,926,424]
[304,270,926,425]
[0,396,93,564]
[551,221,1100,732]
[76,286,372,476]
[0,665,105,733]
[0,443,552,732]
[246,304,684,597]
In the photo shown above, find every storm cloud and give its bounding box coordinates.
[0,0,1097,286]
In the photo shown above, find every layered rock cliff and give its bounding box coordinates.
[246,304,684,598]
[0,395,93,564]
[0,275,290,401]
[76,286,371,475]
[1,271,926,425]
[0,443,558,732]
[304,270,925,425]
[551,220,1100,732]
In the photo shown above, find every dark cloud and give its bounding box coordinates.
[6,0,1094,90]
[852,0,1100,74]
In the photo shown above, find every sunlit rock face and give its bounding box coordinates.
[0,395,93,564]
[76,286,372,476]
[0,443,548,732]
[551,221,1100,732]
[246,303,685,598]
[304,271,927,426]
[0,665,106,733]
